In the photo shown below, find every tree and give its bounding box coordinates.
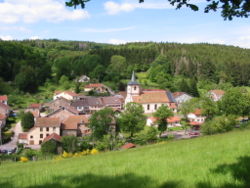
[21,112,34,131]
[219,88,250,116]
[65,0,250,20]
[41,140,58,154]
[200,97,218,120]
[118,103,146,138]
[89,108,117,140]
[153,105,173,136]
[61,136,78,153]
[188,79,199,97]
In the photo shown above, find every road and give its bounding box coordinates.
[161,130,200,140]
[0,121,22,150]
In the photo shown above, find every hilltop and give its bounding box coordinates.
[1,128,250,188]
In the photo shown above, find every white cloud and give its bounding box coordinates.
[81,26,135,33]
[29,36,40,40]
[0,0,90,24]
[104,0,172,15]
[0,35,14,40]
[0,26,31,32]
[108,39,128,45]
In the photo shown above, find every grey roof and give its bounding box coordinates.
[128,71,139,85]
[71,97,104,107]
[166,91,177,103]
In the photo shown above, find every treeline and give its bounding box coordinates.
[0,40,249,95]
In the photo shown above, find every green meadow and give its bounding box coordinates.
[1,129,250,188]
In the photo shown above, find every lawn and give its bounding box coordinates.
[1,129,250,188]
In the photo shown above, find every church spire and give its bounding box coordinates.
[128,71,139,85]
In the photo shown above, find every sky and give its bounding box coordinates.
[0,0,250,48]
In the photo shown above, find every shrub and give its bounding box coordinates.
[61,136,78,153]
[41,140,58,154]
[134,127,159,145]
[90,148,99,155]
[21,112,34,131]
[201,115,236,135]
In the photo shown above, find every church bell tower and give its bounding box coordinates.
[125,71,140,104]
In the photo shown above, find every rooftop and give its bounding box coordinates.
[43,133,61,143]
[35,117,61,127]
[62,115,89,130]
[0,95,8,101]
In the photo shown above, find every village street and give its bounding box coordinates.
[0,121,22,151]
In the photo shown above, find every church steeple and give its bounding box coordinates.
[128,71,139,85]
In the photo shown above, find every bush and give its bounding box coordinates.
[21,112,34,131]
[41,140,58,154]
[201,115,236,135]
[134,127,159,145]
[61,136,78,153]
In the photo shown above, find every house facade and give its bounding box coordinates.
[208,89,225,102]
[0,95,8,105]
[26,117,61,145]
[46,107,79,122]
[125,72,177,114]
[53,91,79,101]
[187,109,206,128]
[0,103,10,116]
[84,83,107,93]
[146,116,181,128]
[62,115,90,136]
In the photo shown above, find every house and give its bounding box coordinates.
[173,92,193,107]
[53,91,79,101]
[71,97,104,114]
[208,89,225,101]
[26,117,61,145]
[0,102,10,116]
[43,133,61,144]
[18,133,28,144]
[26,103,43,119]
[0,114,6,128]
[46,107,79,122]
[45,97,71,112]
[75,75,90,83]
[84,83,107,93]
[0,95,8,105]
[125,72,177,114]
[101,96,124,111]
[146,116,181,128]
[62,115,90,136]
[187,109,206,129]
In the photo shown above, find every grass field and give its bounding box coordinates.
[1,129,250,188]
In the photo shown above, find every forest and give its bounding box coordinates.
[0,39,250,96]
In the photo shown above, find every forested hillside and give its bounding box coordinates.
[0,40,249,96]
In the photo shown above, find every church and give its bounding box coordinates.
[125,72,177,114]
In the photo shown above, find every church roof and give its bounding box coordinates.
[128,71,139,85]
[132,91,170,104]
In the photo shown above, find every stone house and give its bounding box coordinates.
[45,97,71,112]
[26,117,61,145]
[62,115,90,136]
[46,107,79,122]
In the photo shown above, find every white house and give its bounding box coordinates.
[53,91,79,101]
[76,75,90,83]
[208,89,225,102]
[146,116,181,128]
[125,72,177,114]
[0,95,8,105]
[187,109,206,128]
[173,92,193,107]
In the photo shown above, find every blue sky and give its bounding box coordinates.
[0,0,250,48]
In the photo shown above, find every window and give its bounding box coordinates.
[46,134,49,137]
[40,128,43,132]
[154,104,157,110]
[30,135,33,139]
[40,134,43,138]
[147,104,150,110]
[39,140,42,144]
[46,127,49,132]
[134,86,137,91]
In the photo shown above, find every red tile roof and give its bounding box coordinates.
[62,115,89,130]
[18,133,28,140]
[0,113,6,120]
[29,103,42,109]
[189,121,203,126]
[121,143,136,149]
[167,116,181,123]
[194,109,202,116]
[133,91,170,104]
[35,117,60,127]
[209,89,225,96]
[143,89,166,92]
[43,133,61,143]
[54,91,79,97]
[0,95,7,101]
[85,83,104,88]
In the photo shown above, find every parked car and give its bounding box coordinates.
[189,131,200,137]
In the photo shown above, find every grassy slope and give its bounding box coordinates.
[1,129,250,188]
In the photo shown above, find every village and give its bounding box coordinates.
[0,71,231,154]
